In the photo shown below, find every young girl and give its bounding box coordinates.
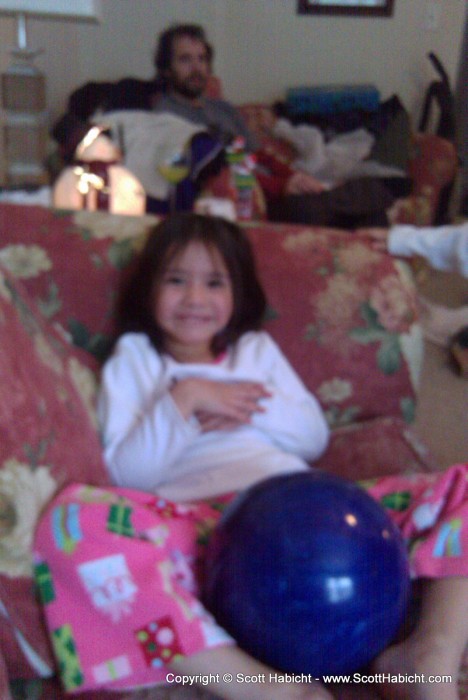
[35,214,468,700]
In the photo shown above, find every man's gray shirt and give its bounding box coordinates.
[154,93,259,151]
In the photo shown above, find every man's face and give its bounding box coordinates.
[166,36,211,99]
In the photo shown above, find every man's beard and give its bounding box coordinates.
[171,73,207,99]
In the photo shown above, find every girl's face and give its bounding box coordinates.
[153,241,234,363]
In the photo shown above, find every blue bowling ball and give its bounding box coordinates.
[203,471,411,676]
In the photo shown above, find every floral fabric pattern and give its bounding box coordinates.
[0,460,56,578]
[0,262,109,679]
[248,224,421,426]
[0,244,52,279]
[0,206,157,365]
[0,205,422,428]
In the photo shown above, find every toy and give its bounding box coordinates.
[203,471,411,676]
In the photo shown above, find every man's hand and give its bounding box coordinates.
[285,171,327,195]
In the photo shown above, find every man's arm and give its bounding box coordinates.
[388,223,468,276]
[206,99,327,198]
[357,224,468,277]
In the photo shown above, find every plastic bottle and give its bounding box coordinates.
[226,138,256,221]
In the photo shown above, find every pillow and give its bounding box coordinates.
[0,264,109,677]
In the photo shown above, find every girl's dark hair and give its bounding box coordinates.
[117,213,267,356]
[154,24,214,77]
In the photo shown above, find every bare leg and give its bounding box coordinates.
[418,297,468,347]
[170,645,334,700]
[374,577,468,700]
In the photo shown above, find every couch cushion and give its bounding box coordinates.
[0,205,157,365]
[248,223,422,426]
[314,416,438,479]
[0,264,109,678]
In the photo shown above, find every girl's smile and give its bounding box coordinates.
[153,241,234,362]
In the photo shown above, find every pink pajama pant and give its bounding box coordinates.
[33,464,468,694]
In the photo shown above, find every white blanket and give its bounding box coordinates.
[98,111,205,199]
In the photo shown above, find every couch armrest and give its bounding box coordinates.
[390,133,458,226]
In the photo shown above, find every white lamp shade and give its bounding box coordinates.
[52,132,146,215]
[53,165,146,216]
[0,1,101,20]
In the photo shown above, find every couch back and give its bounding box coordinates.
[0,204,422,427]
[53,74,457,227]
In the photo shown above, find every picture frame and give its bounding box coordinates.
[297,0,394,17]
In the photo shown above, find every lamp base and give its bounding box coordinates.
[0,12,48,186]
[2,69,45,111]
[1,52,48,186]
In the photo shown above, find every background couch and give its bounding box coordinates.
[1,202,467,699]
[50,77,458,228]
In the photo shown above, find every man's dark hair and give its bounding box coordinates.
[116,213,267,357]
[154,24,214,77]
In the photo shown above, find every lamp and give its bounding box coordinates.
[52,124,147,215]
[0,1,101,187]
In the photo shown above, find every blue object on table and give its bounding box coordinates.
[203,471,410,677]
[286,84,380,116]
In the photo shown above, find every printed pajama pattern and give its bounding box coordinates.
[34,464,468,693]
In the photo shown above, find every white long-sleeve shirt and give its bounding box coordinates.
[389,223,468,277]
[97,331,329,502]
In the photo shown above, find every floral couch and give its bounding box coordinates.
[1,202,466,700]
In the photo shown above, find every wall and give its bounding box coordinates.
[456,15,468,214]
[1,0,467,126]
[0,16,14,181]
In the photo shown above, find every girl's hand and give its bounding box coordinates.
[170,378,271,425]
[194,411,245,433]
